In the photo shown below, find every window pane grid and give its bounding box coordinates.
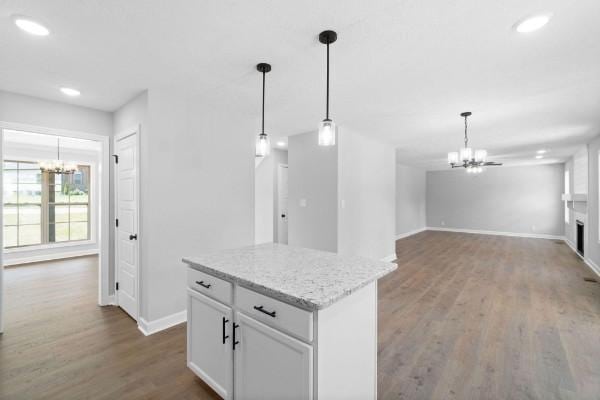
[3,160,90,248]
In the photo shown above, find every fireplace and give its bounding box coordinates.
[576,220,584,256]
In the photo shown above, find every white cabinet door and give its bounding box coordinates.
[187,289,233,399]
[234,312,313,400]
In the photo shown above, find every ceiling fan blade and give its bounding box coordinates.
[483,162,503,166]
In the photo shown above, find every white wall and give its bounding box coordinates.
[396,164,426,237]
[138,88,254,322]
[426,164,565,236]
[338,129,395,260]
[585,136,600,270]
[0,91,112,136]
[255,155,274,244]
[288,131,338,252]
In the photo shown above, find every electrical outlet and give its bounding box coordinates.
[441,220,445,226]
[532,225,536,231]
[299,198,307,207]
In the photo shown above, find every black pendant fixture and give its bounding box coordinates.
[447,111,502,173]
[318,30,337,146]
[255,62,272,157]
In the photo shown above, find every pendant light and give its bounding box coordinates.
[447,112,502,173]
[39,137,77,174]
[318,30,337,146]
[255,63,272,157]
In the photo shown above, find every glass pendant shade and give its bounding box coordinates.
[255,133,270,157]
[474,149,487,162]
[447,152,459,165]
[318,119,336,146]
[460,147,473,162]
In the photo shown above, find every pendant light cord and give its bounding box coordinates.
[261,70,266,134]
[326,42,330,120]
[57,137,60,160]
[464,115,468,148]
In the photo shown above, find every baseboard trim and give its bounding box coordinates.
[381,254,397,262]
[563,238,600,279]
[3,248,100,266]
[395,227,427,240]
[138,310,187,336]
[426,227,564,240]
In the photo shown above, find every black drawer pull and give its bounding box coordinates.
[222,317,229,344]
[253,305,276,318]
[195,280,211,289]
[233,323,240,350]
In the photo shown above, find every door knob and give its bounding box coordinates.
[129,234,138,240]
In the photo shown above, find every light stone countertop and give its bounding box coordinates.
[182,243,397,311]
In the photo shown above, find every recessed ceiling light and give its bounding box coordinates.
[13,16,50,36]
[60,87,81,97]
[514,14,552,33]
[536,149,547,154]
[277,141,286,147]
[535,155,544,159]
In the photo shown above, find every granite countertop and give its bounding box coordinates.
[182,243,397,311]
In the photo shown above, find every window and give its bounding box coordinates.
[3,161,90,248]
[564,169,570,224]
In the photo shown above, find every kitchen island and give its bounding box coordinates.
[182,243,396,400]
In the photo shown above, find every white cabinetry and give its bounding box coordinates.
[187,288,233,399]
[186,266,378,400]
[234,312,313,400]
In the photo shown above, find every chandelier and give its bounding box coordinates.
[39,137,78,174]
[447,112,502,173]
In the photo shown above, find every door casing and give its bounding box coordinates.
[114,126,141,322]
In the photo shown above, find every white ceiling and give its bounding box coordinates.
[1,0,599,169]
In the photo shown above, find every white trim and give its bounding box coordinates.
[584,257,600,278]
[563,237,600,279]
[426,226,564,240]
[138,310,187,336]
[3,248,99,266]
[114,125,141,321]
[380,254,396,262]
[395,227,427,240]
[0,121,111,331]
[4,239,96,254]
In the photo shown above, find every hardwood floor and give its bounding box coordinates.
[2,233,600,399]
[379,231,600,400]
[0,256,220,400]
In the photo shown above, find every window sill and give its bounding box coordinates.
[4,240,96,254]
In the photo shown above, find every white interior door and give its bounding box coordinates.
[277,164,288,244]
[115,131,139,320]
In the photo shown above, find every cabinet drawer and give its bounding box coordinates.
[188,268,232,305]
[235,286,313,342]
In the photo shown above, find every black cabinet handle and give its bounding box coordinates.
[129,234,137,240]
[222,317,229,344]
[253,305,276,318]
[281,214,286,218]
[195,280,211,289]
[233,323,240,350]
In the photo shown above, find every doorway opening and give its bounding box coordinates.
[0,123,110,333]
